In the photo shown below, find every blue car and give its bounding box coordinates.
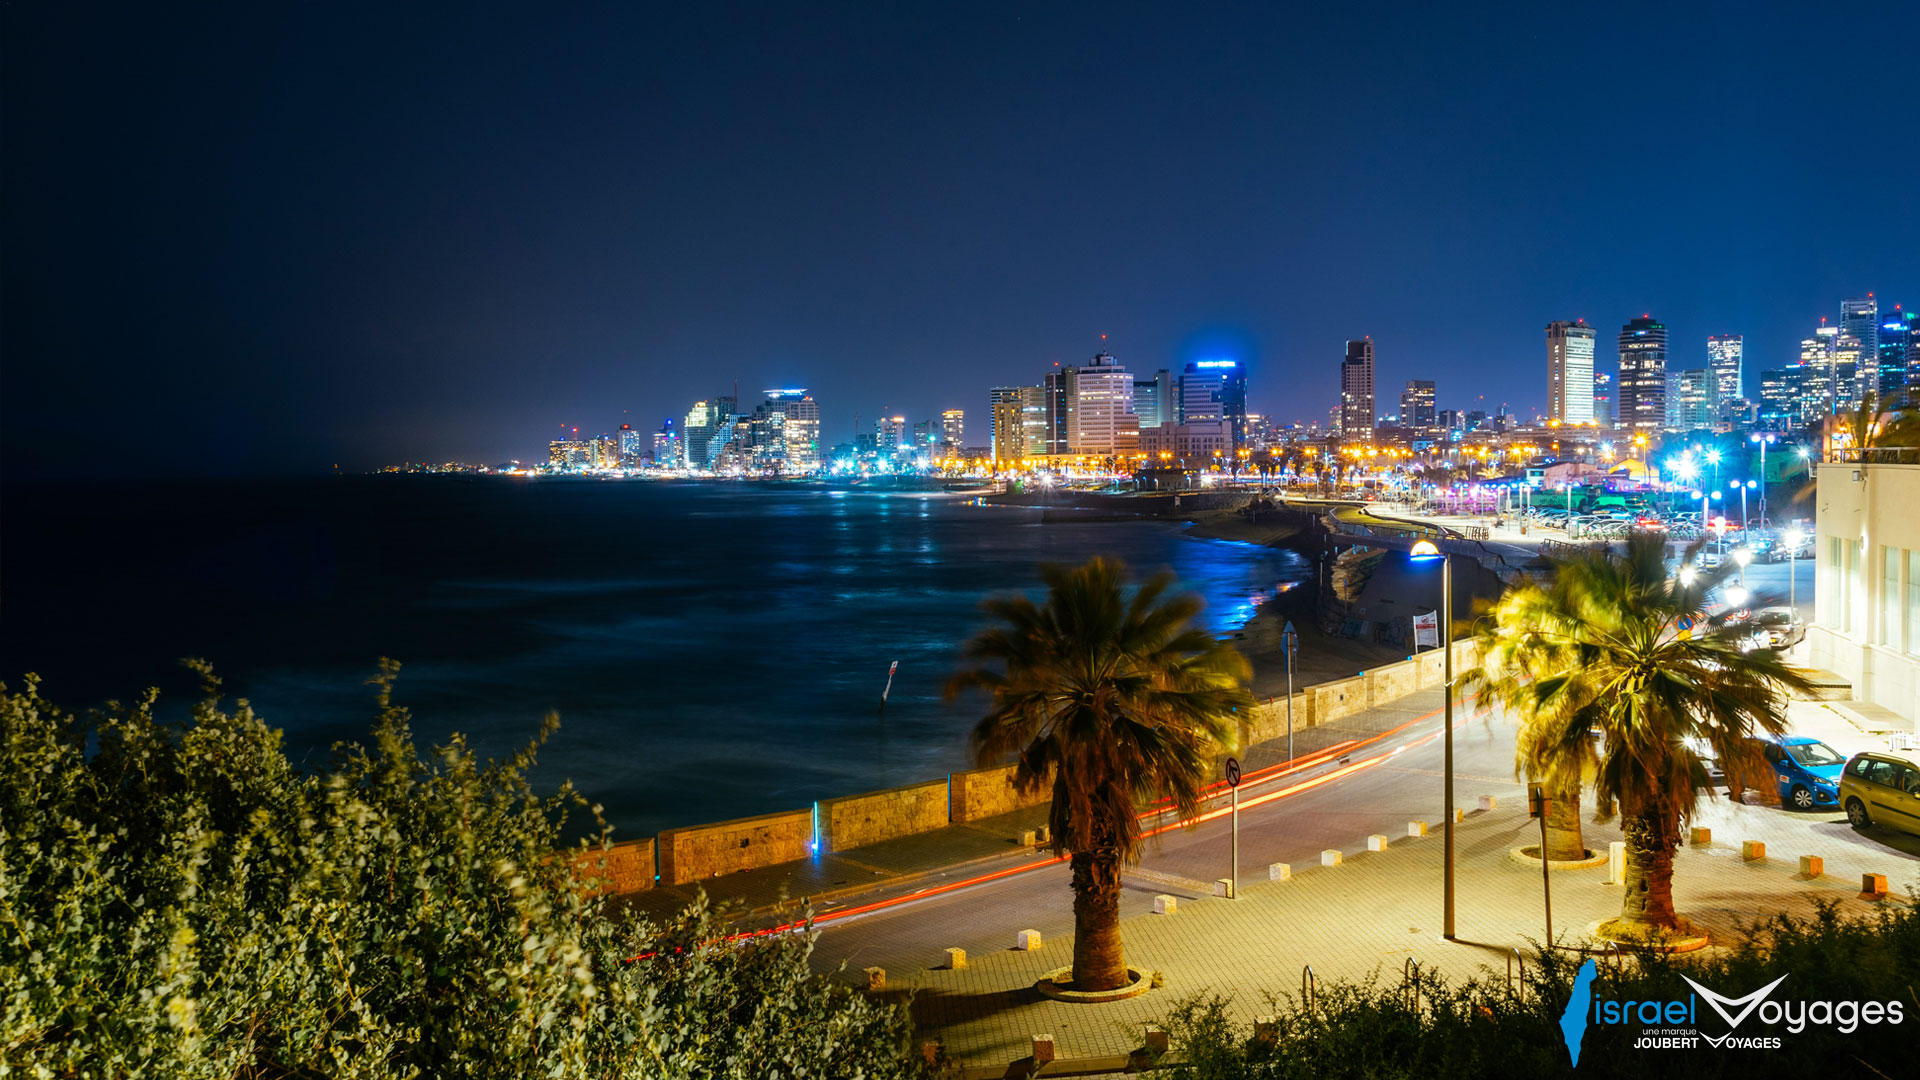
[1747,736,1846,810]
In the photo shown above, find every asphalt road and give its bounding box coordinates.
[809,695,1525,977]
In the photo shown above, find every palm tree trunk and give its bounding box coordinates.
[1619,807,1679,927]
[1544,787,1586,862]
[1069,849,1128,991]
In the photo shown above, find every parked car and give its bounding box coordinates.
[1741,607,1806,651]
[1751,737,1846,810]
[1840,750,1920,831]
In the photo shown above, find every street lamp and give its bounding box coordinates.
[1410,538,1455,940]
[1749,433,1776,524]
[1725,583,1751,610]
[1734,545,1753,587]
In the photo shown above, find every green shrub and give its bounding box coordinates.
[1156,902,1918,1078]
[0,664,927,1079]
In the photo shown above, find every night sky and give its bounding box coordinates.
[4,1,1915,476]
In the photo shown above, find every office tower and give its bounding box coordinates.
[1134,369,1176,428]
[1436,408,1463,438]
[1592,371,1614,427]
[941,409,964,448]
[1669,368,1714,431]
[616,423,643,467]
[682,400,727,468]
[1842,296,1879,396]
[1546,320,1597,424]
[1179,359,1249,448]
[778,391,821,470]
[989,387,1031,461]
[1874,306,1912,397]
[1616,315,1668,436]
[1800,324,1842,415]
[912,419,939,450]
[1328,405,1343,436]
[1707,334,1743,419]
[1019,385,1048,455]
[1066,352,1138,456]
[1399,380,1436,435]
[652,418,679,466]
[1340,339,1375,440]
[1044,366,1071,454]
[877,414,907,454]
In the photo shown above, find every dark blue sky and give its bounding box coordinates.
[4,1,1914,474]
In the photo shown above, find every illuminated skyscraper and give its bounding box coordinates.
[1670,368,1714,431]
[1340,339,1375,440]
[1875,306,1914,396]
[989,387,1031,461]
[1179,359,1248,448]
[1616,316,1667,436]
[652,418,679,466]
[1019,386,1048,456]
[1399,380,1436,435]
[1133,369,1175,428]
[1842,296,1879,399]
[940,408,964,448]
[1066,352,1138,456]
[1707,334,1743,418]
[1545,320,1596,424]
[877,414,907,454]
[616,423,644,467]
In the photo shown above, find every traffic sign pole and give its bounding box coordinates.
[1282,621,1299,763]
[1226,757,1242,900]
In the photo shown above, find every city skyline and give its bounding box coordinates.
[4,3,1917,476]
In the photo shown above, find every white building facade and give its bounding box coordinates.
[1808,462,1920,724]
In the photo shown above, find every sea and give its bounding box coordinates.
[0,477,1309,838]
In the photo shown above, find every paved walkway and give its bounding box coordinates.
[881,767,1920,1067]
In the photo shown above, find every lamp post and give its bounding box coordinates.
[1750,433,1775,524]
[1282,620,1299,762]
[1411,539,1454,940]
[1783,529,1804,615]
[1734,545,1753,587]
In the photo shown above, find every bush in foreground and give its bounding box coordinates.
[1155,899,1917,1078]
[0,664,925,1079]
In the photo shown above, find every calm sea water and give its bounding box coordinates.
[1,477,1307,837]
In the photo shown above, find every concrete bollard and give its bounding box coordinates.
[1035,825,1051,844]
[1018,829,1037,846]
[1017,929,1043,950]
[1153,894,1178,915]
[1269,862,1292,881]
[1321,849,1343,867]
[1253,1016,1278,1045]
[1478,795,1497,811]
[1145,1026,1170,1054]
[944,947,967,970]
[1862,873,1889,899]
[1741,840,1766,862]
[864,967,886,991]
[1367,834,1389,852]
[1799,856,1824,878]
[1214,878,1235,899]
[1452,808,1466,824]
[1407,820,1429,837]
[1690,826,1711,846]
[1605,840,1626,884]
[1031,1035,1056,1064]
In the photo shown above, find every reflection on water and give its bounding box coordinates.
[3,478,1309,838]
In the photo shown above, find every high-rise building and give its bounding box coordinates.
[989,387,1032,461]
[1133,369,1176,428]
[1592,371,1614,428]
[1707,334,1743,419]
[877,414,907,455]
[1873,306,1912,397]
[1044,367,1071,455]
[1179,360,1249,448]
[652,418,680,467]
[1669,368,1715,431]
[1616,315,1668,437]
[775,391,821,471]
[1842,296,1879,399]
[1545,320,1597,425]
[941,409,964,448]
[1340,339,1375,441]
[1800,324,1845,415]
[616,423,644,467]
[1019,386,1048,456]
[1066,352,1138,456]
[682,399,734,468]
[1399,380,1436,435]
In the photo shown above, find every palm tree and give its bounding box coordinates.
[946,558,1253,991]
[1465,534,1810,941]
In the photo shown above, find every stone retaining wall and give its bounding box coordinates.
[818,778,951,852]
[950,763,1052,822]
[563,837,655,895]
[656,807,813,886]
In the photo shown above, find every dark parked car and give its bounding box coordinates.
[1742,607,1806,651]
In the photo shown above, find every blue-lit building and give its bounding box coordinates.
[1179,359,1249,449]
[1881,307,1916,394]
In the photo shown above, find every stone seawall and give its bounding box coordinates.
[818,778,951,852]
[657,808,813,886]
[579,638,1485,896]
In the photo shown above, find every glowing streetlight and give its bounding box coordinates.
[1725,584,1751,610]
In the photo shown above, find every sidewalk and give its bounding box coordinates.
[883,785,1920,1067]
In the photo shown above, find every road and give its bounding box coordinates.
[808,689,1527,978]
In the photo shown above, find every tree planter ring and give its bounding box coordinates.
[1586,918,1711,954]
[1034,965,1156,1003]
[1508,845,1609,870]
